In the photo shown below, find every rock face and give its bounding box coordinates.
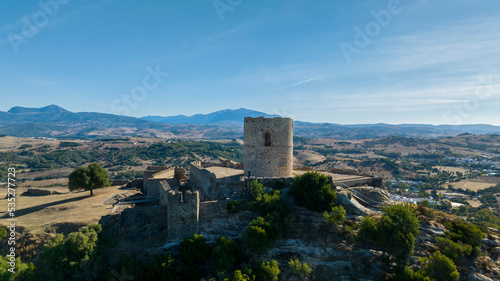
[336,185,392,215]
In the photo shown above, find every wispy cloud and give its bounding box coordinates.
[254,77,322,97]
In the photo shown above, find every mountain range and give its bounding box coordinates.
[141,108,279,125]
[0,105,499,139]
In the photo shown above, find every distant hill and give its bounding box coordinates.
[0,105,242,139]
[1,105,499,139]
[141,108,279,125]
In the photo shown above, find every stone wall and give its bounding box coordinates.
[144,179,167,198]
[99,205,168,240]
[188,162,217,200]
[192,160,243,170]
[167,190,200,240]
[143,166,175,179]
[143,166,176,197]
[332,177,374,188]
[198,200,255,239]
[244,117,293,178]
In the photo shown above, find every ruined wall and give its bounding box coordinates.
[143,166,175,179]
[244,117,293,178]
[216,175,246,200]
[198,200,254,239]
[188,162,217,200]
[167,190,199,240]
[193,160,244,170]
[144,179,168,198]
[99,205,168,240]
[143,166,176,197]
[332,177,376,188]
[174,167,187,181]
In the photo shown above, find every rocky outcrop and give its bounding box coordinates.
[22,188,62,196]
[336,185,391,215]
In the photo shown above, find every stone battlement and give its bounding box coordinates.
[166,190,200,240]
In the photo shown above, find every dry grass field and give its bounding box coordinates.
[435,166,468,174]
[0,185,139,235]
[446,179,497,191]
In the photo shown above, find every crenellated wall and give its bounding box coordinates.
[143,166,176,197]
[166,190,200,240]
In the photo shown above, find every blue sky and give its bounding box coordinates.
[1,0,499,125]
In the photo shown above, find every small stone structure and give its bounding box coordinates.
[244,117,293,178]
[22,188,54,196]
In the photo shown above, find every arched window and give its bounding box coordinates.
[264,132,272,147]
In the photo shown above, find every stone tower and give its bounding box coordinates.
[244,117,293,178]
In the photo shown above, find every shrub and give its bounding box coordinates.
[180,234,210,265]
[232,270,254,281]
[254,260,280,281]
[444,219,485,255]
[212,237,239,271]
[290,171,336,212]
[358,204,419,261]
[324,205,346,225]
[417,201,435,219]
[415,251,459,281]
[288,258,312,276]
[274,179,286,189]
[227,200,241,213]
[358,216,379,242]
[249,180,265,201]
[436,237,472,262]
[243,217,276,253]
[0,227,6,240]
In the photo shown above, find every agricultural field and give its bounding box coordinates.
[446,179,497,192]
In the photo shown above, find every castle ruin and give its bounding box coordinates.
[100,116,383,242]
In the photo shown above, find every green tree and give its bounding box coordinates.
[379,204,420,260]
[68,163,110,196]
[359,204,420,261]
[290,171,336,212]
[39,224,102,281]
[0,256,37,281]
